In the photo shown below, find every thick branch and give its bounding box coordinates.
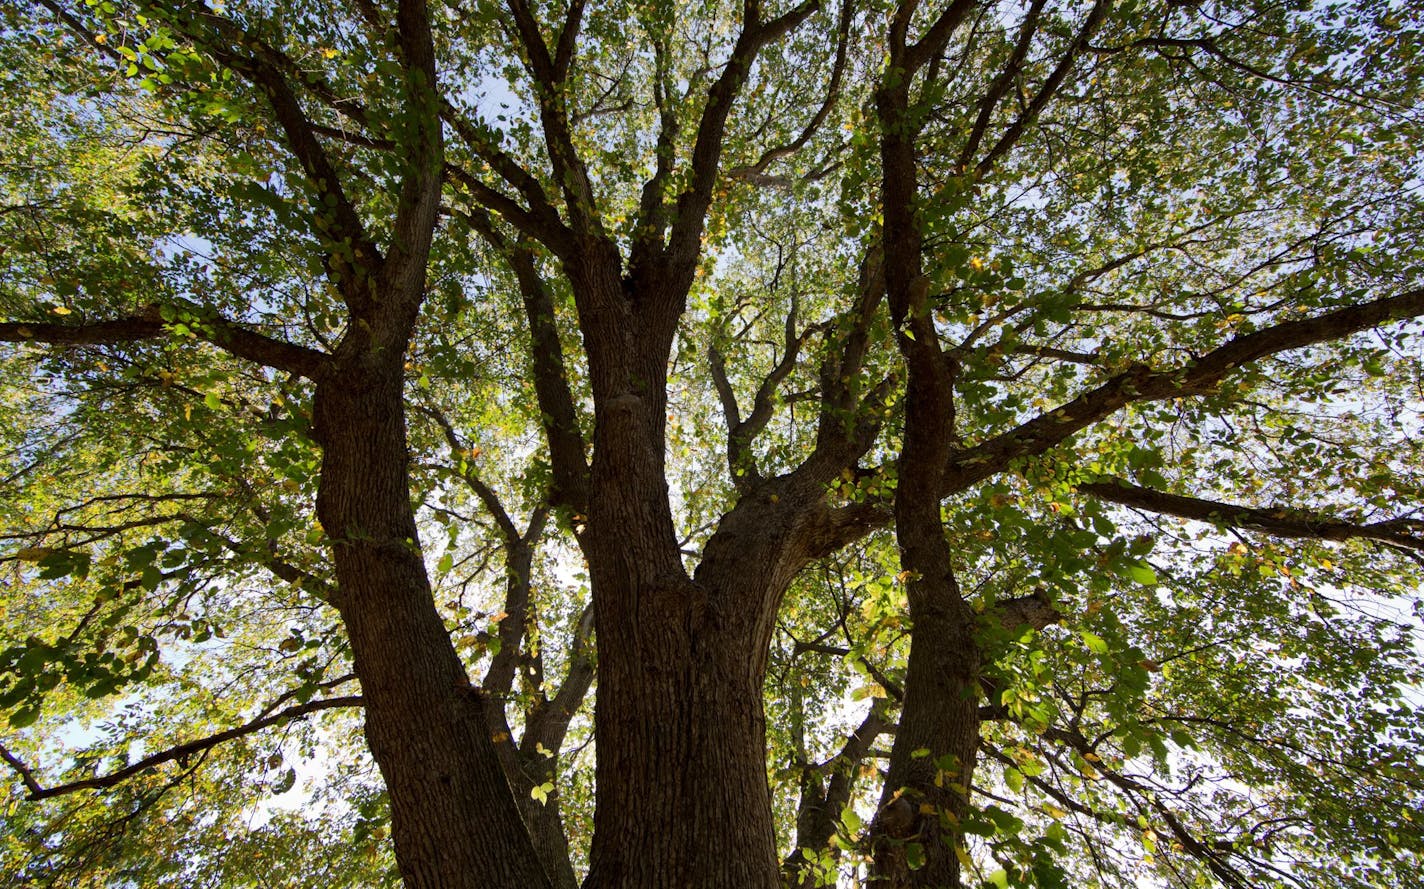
[0,315,162,346]
[973,0,1110,177]
[0,696,361,800]
[663,0,821,287]
[627,35,682,278]
[458,210,590,514]
[380,0,445,313]
[505,0,603,238]
[174,11,382,300]
[944,288,1424,493]
[522,604,595,757]
[729,0,853,184]
[903,0,979,73]
[784,698,891,882]
[0,309,330,379]
[445,163,575,260]
[1080,478,1424,551]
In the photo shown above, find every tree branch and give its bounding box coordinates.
[0,696,362,800]
[957,0,1047,171]
[784,697,891,883]
[504,0,603,239]
[943,288,1424,493]
[1080,477,1424,551]
[990,588,1062,631]
[662,0,822,292]
[441,105,576,257]
[728,0,854,185]
[0,308,331,380]
[522,604,595,757]
[456,210,590,514]
[973,0,1110,177]
[903,0,980,74]
[171,10,382,304]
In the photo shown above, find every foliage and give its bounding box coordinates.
[0,0,1422,886]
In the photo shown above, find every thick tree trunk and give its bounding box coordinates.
[869,589,981,889]
[578,408,785,887]
[573,259,786,888]
[312,365,553,889]
[582,571,781,889]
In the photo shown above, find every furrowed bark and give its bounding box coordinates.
[313,365,552,889]
[575,236,783,885]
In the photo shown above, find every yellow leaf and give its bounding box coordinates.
[50,306,71,316]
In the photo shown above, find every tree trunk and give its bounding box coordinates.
[582,570,782,889]
[572,259,789,886]
[312,364,553,889]
[577,397,785,887]
[871,61,984,888]
[869,590,981,889]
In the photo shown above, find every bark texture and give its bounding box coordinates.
[313,367,554,889]
[575,253,781,887]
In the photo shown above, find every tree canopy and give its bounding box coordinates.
[1,0,1422,886]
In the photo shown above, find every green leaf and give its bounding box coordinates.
[1004,766,1025,794]
[1081,631,1109,654]
[271,767,296,794]
[1127,563,1158,586]
[904,842,924,870]
[839,805,862,835]
[8,704,41,729]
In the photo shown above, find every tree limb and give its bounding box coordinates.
[0,308,331,380]
[728,0,854,185]
[662,0,822,294]
[943,288,1424,493]
[957,0,1047,171]
[1079,477,1424,551]
[973,0,1110,178]
[455,210,590,514]
[0,696,362,800]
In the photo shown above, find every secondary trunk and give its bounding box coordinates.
[312,364,553,889]
[872,55,984,886]
[869,588,982,888]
